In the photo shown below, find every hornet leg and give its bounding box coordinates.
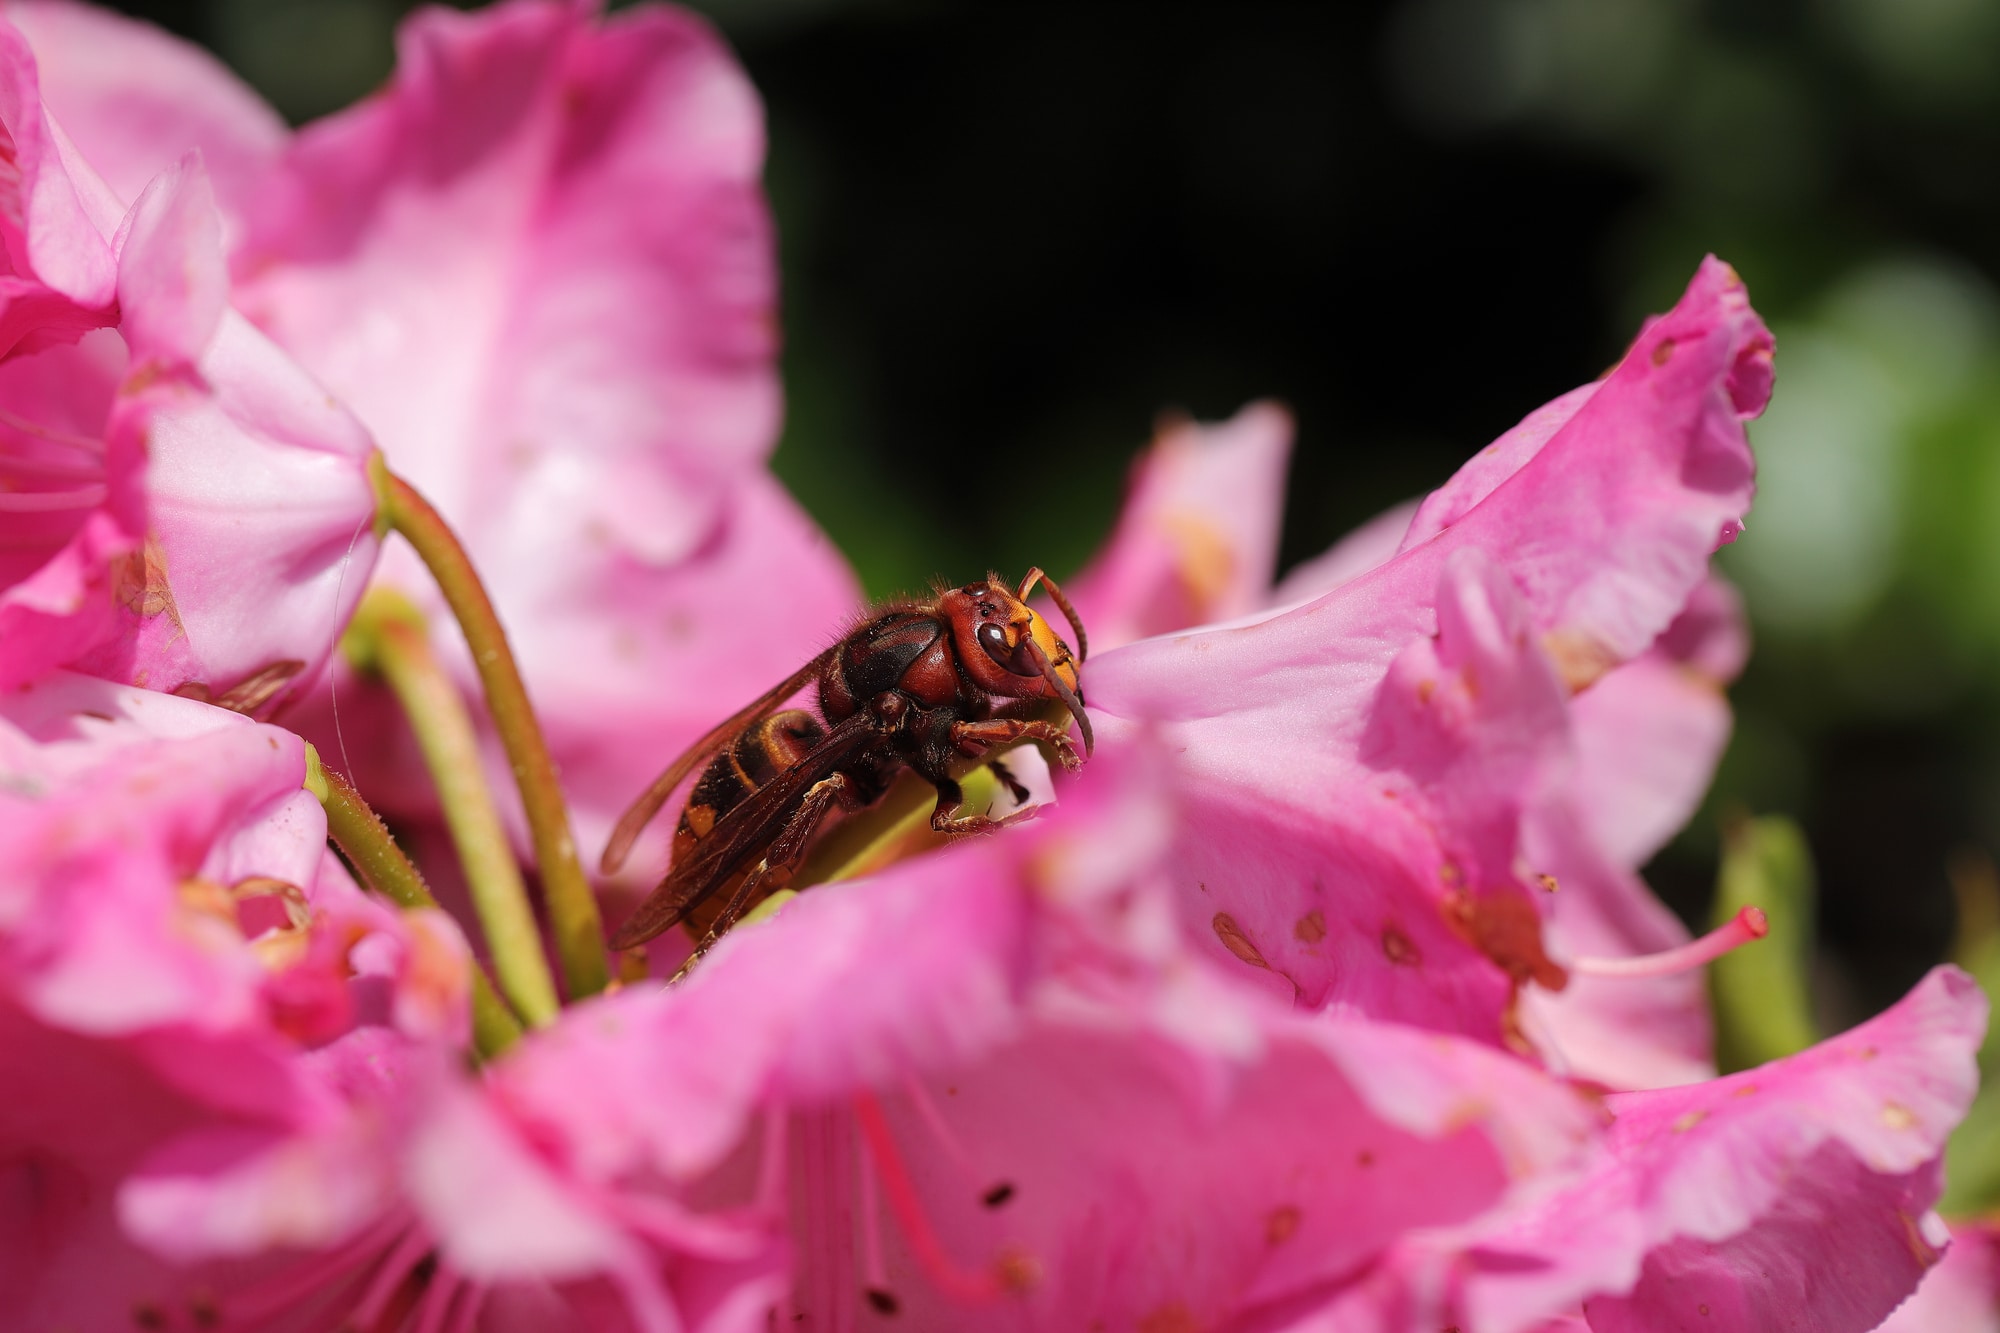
[673,772,850,980]
[949,718,1082,774]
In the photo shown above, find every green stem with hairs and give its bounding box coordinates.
[344,588,560,1028]
[314,752,524,1057]
[370,454,609,1002]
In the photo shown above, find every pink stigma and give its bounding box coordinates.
[1570,906,1769,980]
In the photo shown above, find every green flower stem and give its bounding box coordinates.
[346,589,560,1029]
[370,455,609,1002]
[315,755,524,1057]
[1944,850,2000,1213]
[1709,815,1819,1072]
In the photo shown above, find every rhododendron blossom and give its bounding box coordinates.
[0,672,467,1327]
[0,15,381,711]
[0,2,1986,1332]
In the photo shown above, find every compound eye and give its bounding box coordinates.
[977,621,1011,663]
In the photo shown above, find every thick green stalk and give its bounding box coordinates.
[1709,816,1818,1072]
[316,756,524,1057]
[346,589,560,1028]
[370,455,608,1001]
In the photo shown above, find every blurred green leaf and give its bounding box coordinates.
[1943,849,2000,1213]
[1710,816,1819,1072]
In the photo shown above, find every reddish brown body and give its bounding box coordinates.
[603,570,1090,959]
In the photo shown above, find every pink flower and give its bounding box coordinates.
[1299,965,1985,1333]
[13,0,859,861]
[1876,1218,2000,1332]
[1083,257,1771,1075]
[0,671,469,1325]
[397,750,1606,1331]
[0,14,383,712]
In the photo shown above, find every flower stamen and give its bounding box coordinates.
[855,1113,897,1314]
[1570,906,1769,980]
[852,1092,1001,1305]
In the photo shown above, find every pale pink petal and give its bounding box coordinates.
[1563,578,1746,870]
[235,0,858,849]
[1067,401,1293,650]
[86,154,381,712]
[5,0,287,241]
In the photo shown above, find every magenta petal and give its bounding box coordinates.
[1876,1220,2000,1332]
[0,19,116,315]
[1445,966,1985,1333]
[1068,401,1293,650]
[1083,259,1770,1044]
[0,508,132,692]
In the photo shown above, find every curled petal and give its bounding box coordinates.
[1068,401,1293,650]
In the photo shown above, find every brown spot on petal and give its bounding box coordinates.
[1381,924,1421,966]
[190,1291,221,1329]
[1212,913,1270,971]
[1901,1209,1944,1266]
[115,535,184,631]
[1883,1102,1918,1131]
[1537,873,1559,893]
[177,872,237,924]
[1438,862,1463,887]
[865,1289,900,1315]
[1265,1204,1301,1245]
[1734,1084,1760,1097]
[1672,1110,1707,1133]
[1443,889,1567,991]
[996,1247,1042,1294]
[1541,629,1620,694]
[1698,1304,1710,1317]
[1415,678,1436,704]
[1138,1302,1200,1333]
[1651,338,1676,367]
[1294,909,1326,943]
[133,1302,168,1330]
[209,660,308,718]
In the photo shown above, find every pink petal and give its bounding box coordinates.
[91,154,381,712]
[1446,966,1985,1333]
[1562,578,1746,870]
[0,508,131,691]
[234,0,859,847]
[1082,259,1770,1044]
[1067,401,1293,650]
[0,18,115,314]
[6,0,287,240]
[1875,1220,2000,1333]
